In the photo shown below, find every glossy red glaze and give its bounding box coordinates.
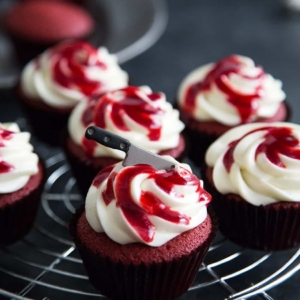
[92,165,115,189]
[0,128,15,174]
[0,161,14,174]
[81,86,165,156]
[51,41,106,97]
[0,128,14,147]
[184,55,265,123]
[223,126,300,172]
[95,164,211,243]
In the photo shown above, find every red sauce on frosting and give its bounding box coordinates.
[81,86,165,156]
[94,164,211,243]
[223,126,300,172]
[50,41,106,97]
[0,161,14,174]
[0,128,15,174]
[184,55,265,123]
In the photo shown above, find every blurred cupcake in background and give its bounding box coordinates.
[0,122,45,246]
[3,0,95,64]
[177,55,289,165]
[65,86,186,196]
[18,40,129,145]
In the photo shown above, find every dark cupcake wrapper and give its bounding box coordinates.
[70,206,218,300]
[17,87,72,146]
[63,134,105,197]
[202,165,300,251]
[0,161,46,246]
[183,125,218,167]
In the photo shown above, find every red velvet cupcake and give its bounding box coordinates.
[65,86,186,196]
[203,122,300,251]
[3,0,95,64]
[0,123,45,245]
[18,40,128,145]
[70,159,217,300]
[177,55,289,165]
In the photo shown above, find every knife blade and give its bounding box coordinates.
[85,126,175,170]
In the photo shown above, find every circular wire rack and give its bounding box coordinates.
[0,149,299,300]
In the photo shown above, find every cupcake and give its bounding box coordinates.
[70,157,217,300]
[3,0,95,64]
[65,86,186,196]
[18,40,128,145]
[0,122,45,245]
[203,122,300,250]
[177,55,289,165]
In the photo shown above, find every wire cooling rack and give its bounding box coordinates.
[0,149,299,300]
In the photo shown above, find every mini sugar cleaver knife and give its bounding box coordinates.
[85,126,175,170]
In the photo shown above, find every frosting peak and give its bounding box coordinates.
[0,123,39,193]
[21,40,128,108]
[178,55,286,125]
[206,122,300,206]
[86,158,211,246]
[69,86,185,158]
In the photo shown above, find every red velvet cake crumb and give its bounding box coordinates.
[0,163,44,208]
[76,211,213,265]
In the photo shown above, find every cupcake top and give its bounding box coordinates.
[0,123,39,194]
[68,86,185,158]
[86,157,211,246]
[178,55,286,126]
[21,40,128,108]
[205,122,300,206]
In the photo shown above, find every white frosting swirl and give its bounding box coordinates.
[0,123,39,194]
[21,41,128,108]
[86,157,210,246]
[68,86,185,158]
[178,55,286,125]
[205,122,300,206]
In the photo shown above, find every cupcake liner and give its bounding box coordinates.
[0,162,45,246]
[18,87,72,146]
[183,125,218,167]
[202,166,300,251]
[70,206,218,300]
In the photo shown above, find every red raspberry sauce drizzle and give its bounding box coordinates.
[50,41,106,97]
[93,164,211,243]
[0,128,15,174]
[184,55,265,123]
[223,126,300,172]
[81,86,165,156]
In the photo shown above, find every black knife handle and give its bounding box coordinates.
[85,126,131,153]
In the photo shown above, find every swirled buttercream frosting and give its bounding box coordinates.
[178,55,286,125]
[85,157,211,246]
[0,123,39,194]
[68,86,185,158]
[205,122,300,206]
[21,40,128,108]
